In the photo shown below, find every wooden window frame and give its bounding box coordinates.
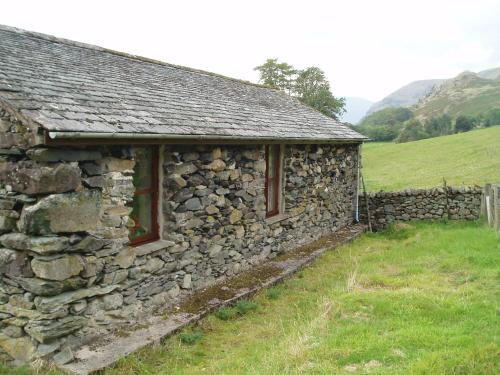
[265,144,281,218]
[130,146,160,246]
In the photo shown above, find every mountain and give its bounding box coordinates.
[367,79,445,115]
[477,67,500,80]
[414,70,500,119]
[341,97,373,124]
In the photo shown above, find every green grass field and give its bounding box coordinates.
[362,126,500,191]
[11,221,498,375]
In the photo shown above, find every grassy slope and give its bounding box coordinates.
[12,221,498,375]
[362,126,500,192]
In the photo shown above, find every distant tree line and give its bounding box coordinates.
[254,58,345,120]
[352,107,500,143]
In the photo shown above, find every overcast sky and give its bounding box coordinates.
[1,0,499,101]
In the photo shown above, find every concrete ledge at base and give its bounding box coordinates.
[60,224,366,375]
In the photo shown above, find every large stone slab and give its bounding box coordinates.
[25,316,87,343]
[7,161,81,195]
[31,255,84,281]
[11,276,87,296]
[0,233,69,254]
[19,191,101,235]
[34,285,118,313]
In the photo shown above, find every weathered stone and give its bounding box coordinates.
[96,157,134,172]
[101,293,123,310]
[31,255,84,281]
[80,162,102,176]
[0,333,36,361]
[0,249,32,277]
[169,162,197,176]
[143,257,165,273]
[0,212,17,234]
[0,199,15,210]
[83,175,106,188]
[185,217,203,229]
[19,190,101,235]
[26,148,102,162]
[8,161,81,195]
[25,316,87,343]
[114,247,136,269]
[205,159,226,172]
[101,270,128,285]
[35,341,61,357]
[0,133,24,149]
[80,256,102,278]
[182,274,192,289]
[0,233,69,255]
[242,149,261,160]
[235,226,245,239]
[172,188,194,204]
[2,325,24,338]
[69,235,108,253]
[229,209,242,224]
[8,294,33,310]
[205,205,219,215]
[184,197,202,211]
[53,346,74,365]
[208,244,222,257]
[12,276,87,296]
[165,174,187,189]
[34,285,118,313]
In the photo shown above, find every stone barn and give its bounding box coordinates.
[0,25,365,364]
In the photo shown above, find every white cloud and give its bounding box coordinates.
[0,0,499,101]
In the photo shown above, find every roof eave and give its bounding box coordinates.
[46,131,366,145]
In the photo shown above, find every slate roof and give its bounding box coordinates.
[0,25,365,142]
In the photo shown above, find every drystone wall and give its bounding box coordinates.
[359,187,482,230]
[0,108,360,365]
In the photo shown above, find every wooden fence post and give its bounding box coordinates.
[494,185,500,231]
[483,184,492,227]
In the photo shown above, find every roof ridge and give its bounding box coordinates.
[0,23,274,90]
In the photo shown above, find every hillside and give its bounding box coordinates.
[362,126,500,191]
[367,79,444,115]
[477,66,500,80]
[366,66,500,119]
[341,97,373,124]
[413,71,500,119]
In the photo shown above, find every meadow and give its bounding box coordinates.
[361,126,500,191]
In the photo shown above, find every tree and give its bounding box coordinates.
[255,59,345,120]
[424,114,452,137]
[454,115,475,133]
[254,58,296,94]
[356,107,414,142]
[294,67,345,119]
[396,119,428,143]
[482,108,500,127]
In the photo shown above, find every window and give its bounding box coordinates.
[265,144,281,217]
[129,146,159,245]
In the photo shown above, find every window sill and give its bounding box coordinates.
[265,213,290,225]
[134,239,175,257]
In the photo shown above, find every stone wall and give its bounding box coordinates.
[0,107,360,364]
[359,186,482,230]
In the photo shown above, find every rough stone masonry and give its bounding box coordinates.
[0,108,359,365]
[360,187,482,230]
